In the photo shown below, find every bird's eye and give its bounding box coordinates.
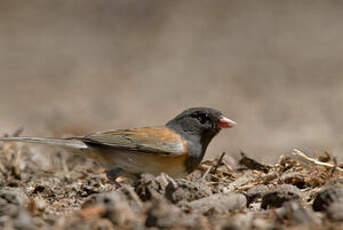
[192,113,209,124]
[199,114,208,124]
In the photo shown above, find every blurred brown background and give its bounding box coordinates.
[0,0,342,162]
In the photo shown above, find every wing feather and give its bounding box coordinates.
[80,126,186,156]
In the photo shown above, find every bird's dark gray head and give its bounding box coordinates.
[166,107,236,147]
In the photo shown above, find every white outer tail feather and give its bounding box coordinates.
[0,137,88,150]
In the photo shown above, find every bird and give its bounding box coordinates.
[0,107,236,182]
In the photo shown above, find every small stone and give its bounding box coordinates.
[0,188,28,206]
[313,186,343,212]
[261,185,302,209]
[245,185,269,204]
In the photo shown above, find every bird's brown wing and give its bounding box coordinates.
[80,126,187,156]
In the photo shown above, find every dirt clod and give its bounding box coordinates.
[134,173,170,201]
[186,192,247,214]
[165,179,212,204]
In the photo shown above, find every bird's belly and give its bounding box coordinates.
[98,149,188,178]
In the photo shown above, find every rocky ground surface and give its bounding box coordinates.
[0,132,343,230]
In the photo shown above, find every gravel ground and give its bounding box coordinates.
[0,136,342,230]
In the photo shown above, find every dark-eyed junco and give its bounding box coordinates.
[0,107,236,180]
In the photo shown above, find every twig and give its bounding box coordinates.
[238,152,270,173]
[201,165,227,174]
[213,152,226,174]
[292,149,343,172]
[222,160,234,172]
[202,166,212,180]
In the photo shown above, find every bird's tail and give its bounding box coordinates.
[0,136,88,150]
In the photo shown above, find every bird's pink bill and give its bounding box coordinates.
[217,116,237,128]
